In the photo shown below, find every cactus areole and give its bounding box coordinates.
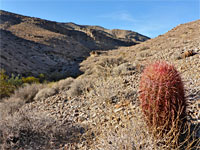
[139,61,186,128]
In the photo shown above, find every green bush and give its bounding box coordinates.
[22,76,40,84]
[0,70,49,99]
[7,74,23,87]
[0,70,15,99]
[38,73,45,82]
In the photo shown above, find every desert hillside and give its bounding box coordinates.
[0,17,199,150]
[0,10,149,78]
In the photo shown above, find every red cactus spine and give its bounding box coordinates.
[139,61,186,129]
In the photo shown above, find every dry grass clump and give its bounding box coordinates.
[0,107,87,150]
[82,56,127,77]
[0,98,24,119]
[143,112,199,149]
[34,87,58,100]
[34,77,74,100]
[112,62,139,76]
[83,57,145,81]
[142,111,200,150]
[67,77,93,97]
[97,57,127,68]
[54,77,74,91]
[84,62,131,79]
[112,63,132,76]
[0,83,43,118]
[12,83,43,103]
[140,46,150,51]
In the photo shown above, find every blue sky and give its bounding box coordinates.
[0,0,199,38]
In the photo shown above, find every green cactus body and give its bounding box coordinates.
[139,61,186,129]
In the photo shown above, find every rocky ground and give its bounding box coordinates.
[0,19,199,149]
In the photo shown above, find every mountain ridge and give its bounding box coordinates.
[0,10,149,78]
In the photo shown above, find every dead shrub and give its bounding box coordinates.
[0,98,23,119]
[140,46,150,51]
[97,57,127,68]
[139,52,152,58]
[112,63,137,76]
[34,77,74,100]
[13,83,43,103]
[112,63,129,76]
[0,108,87,150]
[34,87,58,100]
[84,58,128,78]
[67,78,93,97]
[54,77,74,91]
[0,83,43,118]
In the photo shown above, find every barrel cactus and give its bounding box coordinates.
[139,61,186,130]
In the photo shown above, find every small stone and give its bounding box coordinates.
[182,50,195,58]
[114,107,122,113]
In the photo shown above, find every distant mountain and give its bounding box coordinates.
[0,10,149,78]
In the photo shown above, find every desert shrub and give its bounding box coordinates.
[140,46,150,51]
[67,78,93,97]
[0,83,43,117]
[22,76,40,84]
[54,77,74,91]
[34,87,58,100]
[112,63,137,76]
[67,80,84,97]
[97,57,127,68]
[91,65,112,78]
[139,52,151,57]
[0,97,23,119]
[13,83,43,103]
[0,70,15,99]
[112,63,129,76]
[34,77,74,100]
[0,70,47,99]
[0,108,87,150]
[84,57,127,79]
[7,74,23,87]
[38,73,45,82]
